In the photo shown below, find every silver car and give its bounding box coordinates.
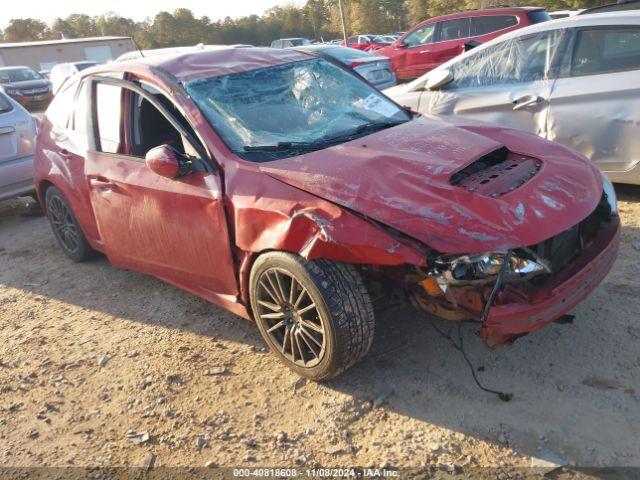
[0,91,38,200]
[293,45,397,90]
[386,11,640,185]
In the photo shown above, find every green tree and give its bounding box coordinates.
[51,14,100,39]
[3,18,51,42]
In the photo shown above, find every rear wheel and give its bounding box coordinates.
[249,252,374,381]
[45,186,97,262]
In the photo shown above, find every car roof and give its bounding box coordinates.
[416,6,544,24]
[95,47,312,82]
[0,66,32,71]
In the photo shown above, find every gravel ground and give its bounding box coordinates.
[0,187,638,476]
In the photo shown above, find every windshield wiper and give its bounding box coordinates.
[322,120,406,144]
[243,141,324,152]
[242,120,407,154]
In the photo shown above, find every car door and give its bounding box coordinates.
[397,22,438,78]
[548,25,640,175]
[427,29,568,137]
[429,17,472,66]
[84,76,239,299]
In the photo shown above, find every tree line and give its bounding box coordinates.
[1,0,613,47]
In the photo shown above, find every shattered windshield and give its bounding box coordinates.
[185,58,411,161]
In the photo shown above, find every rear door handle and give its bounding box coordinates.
[513,94,544,110]
[419,49,431,54]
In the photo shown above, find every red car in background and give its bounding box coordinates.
[341,34,391,51]
[377,7,550,80]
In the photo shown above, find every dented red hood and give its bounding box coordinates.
[260,116,603,254]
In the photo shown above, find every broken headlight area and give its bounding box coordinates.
[405,187,618,330]
[430,251,551,288]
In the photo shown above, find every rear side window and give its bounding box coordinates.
[438,18,471,42]
[471,15,518,36]
[46,81,77,129]
[95,83,123,154]
[572,27,640,76]
[404,23,436,47]
[527,10,551,24]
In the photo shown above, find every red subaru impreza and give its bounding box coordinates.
[34,48,619,380]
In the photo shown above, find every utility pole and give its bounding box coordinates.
[338,0,349,44]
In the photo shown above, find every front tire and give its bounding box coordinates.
[249,252,374,381]
[45,186,97,262]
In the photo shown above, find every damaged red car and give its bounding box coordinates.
[34,48,620,380]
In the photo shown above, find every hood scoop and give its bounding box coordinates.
[450,147,542,198]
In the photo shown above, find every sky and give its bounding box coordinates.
[2,0,304,28]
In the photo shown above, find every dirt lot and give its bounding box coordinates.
[0,187,639,475]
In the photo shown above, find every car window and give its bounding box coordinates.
[404,23,436,47]
[95,83,123,154]
[0,93,13,113]
[185,58,411,162]
[571,27,640,76]
[445,29,565,89]
[438,18,471,42]
[46,81,77,129]
[129,84,200,159]
[471,15,518,36]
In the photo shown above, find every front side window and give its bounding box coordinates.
[471,15,518,36]
[438,18,471,42]
[404,23,436,47]
[571,27,640,76]
[185,58,410,161]
[95,83,123,154]
[129,83,200,159]
[445,29,565,89]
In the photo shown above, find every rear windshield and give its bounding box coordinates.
[0,68,43,83]
[323,47,376,63]
[0,93,13,113]
[527,10,551,24]
[75,62,96,71]
[289,39,311,46]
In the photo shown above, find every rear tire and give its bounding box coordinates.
[249,252,375,381]
[45,186,97,262]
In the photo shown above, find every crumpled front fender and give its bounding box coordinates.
[227,166,426,267]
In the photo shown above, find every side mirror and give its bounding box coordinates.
[425,69,454,90]
[145,144,190,179]
[393,40,407,49]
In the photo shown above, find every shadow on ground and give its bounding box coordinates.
[1,193,638,467]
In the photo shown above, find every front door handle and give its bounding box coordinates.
[89,176,117,191]
[513,94,544,111]
[59,148,72,160]
[419,49,431,54]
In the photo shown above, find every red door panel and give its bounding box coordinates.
[85,151,238,298]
